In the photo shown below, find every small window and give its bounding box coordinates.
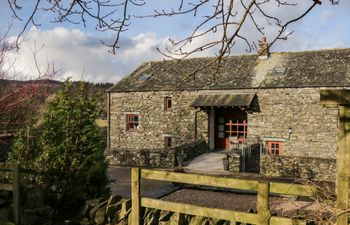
[139,74,151,81]
[164,137,172,148]
[164,97,172,111]
[267,141,282,156]
[126,114,139,130]
[272,67,287,76]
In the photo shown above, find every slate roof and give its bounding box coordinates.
[191,94,255,107]
[107,48,350,92]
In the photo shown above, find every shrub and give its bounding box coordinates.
[7,81,109,222]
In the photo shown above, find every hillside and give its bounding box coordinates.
[0,79,113,160]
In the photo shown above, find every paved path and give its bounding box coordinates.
[184,150,230,174]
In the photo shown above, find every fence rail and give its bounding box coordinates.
[132,168,316,225]
[141,169,316,197]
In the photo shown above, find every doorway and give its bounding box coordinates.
[214,108,247,149]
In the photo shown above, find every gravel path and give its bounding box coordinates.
[108,167,332,219]
[161,188,320,217]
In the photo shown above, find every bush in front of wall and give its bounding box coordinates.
[37,81,110,221]
[7,81,110,223]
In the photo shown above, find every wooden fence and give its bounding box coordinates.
[320,89,350,225]
[0,164,21,225]
[131,168,318,225]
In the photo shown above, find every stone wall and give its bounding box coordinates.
[106,140,209,168]
[228,152,241,173]
[106,148,176,168]
[109,91,208,150]
[174,140,210,163]
[248,88,338,159]
[108,87,339,173]
[260,155,336,182]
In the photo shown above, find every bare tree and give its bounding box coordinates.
[0,27,57,143]
[6,0,339,57]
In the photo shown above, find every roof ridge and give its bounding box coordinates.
[138,47,350,66]
[107,47,350,93]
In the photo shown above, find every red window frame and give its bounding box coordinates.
[126,114,139,131]
[267,141,283,156]
[225,120,247,143]
[164,97,172,111]
[164,136,172,148]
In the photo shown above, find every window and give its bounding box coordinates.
[272,67,287,76]
[164,97,172,111]
[267,141,282,156]
[164,136,172,148]
[126,114,139,130]
[225,120,248,142]
[139,74,151,81]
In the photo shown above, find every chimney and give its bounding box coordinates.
[258,37,270,59]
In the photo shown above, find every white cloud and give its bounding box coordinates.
[2,1,349,83]
[4,27,170,83]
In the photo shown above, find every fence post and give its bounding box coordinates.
[131,167,141,225]
[336,106,350,225]
[320,91,350,225]
[257,181,270,225]
[13,164,21,225]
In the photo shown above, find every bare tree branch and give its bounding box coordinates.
[0,28,58,141]
[6,0,334,59]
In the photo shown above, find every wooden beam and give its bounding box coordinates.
[270,217,306,225]
[257,182,270,225]
[131,168,141,225]
[141,197,258,224]
[141,169,316,197]
[142,169,258,191]
[320,90,350,224]
[336,106,350,225]
[269,182,316,197]
[320,90,350,107]
[141,198,306,225]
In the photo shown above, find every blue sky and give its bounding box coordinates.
[0,0,349,83]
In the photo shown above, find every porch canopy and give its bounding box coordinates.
[190,93,256,108]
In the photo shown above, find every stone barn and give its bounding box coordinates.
[106,43,350,182]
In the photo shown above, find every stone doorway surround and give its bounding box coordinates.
[190,92,256,150]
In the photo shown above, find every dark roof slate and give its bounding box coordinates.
[107,48,350,92]
[191,94,255,107]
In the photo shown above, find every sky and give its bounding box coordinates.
[0,0,349,83]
